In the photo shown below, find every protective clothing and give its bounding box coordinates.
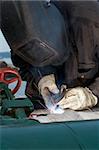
[1,1,70,67]
[58,87,98,110]
[38,74,59,108]
[54,1,99,99]
[38,74,59,94]
[1,1,99,107]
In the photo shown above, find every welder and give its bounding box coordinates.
[1,1,99,111]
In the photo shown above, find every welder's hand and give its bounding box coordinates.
[58,87,98,110]
[38,74,59,107]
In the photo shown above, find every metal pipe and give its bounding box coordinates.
[1,119,99,150]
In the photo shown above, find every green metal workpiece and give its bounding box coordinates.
[0,83,34,118]
[0,119,99,150]
[0,82,14,101]
[0,81,99,150]
[2,98,33,109]
[15,108,27,119]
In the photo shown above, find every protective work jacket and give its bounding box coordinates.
[54,1,99,99]
[1,1,70,67]
[1,1,99,101]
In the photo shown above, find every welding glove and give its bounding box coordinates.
[58,87,98,110]
[38,74,59,108]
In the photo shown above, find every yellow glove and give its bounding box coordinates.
[38,74,59,108]
[58,87,98,110]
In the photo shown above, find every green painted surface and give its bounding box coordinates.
[0,81,99,150]
[0,119,99,150]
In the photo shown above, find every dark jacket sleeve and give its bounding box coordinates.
[1,1,70,67]
[89,77,99,99]
[11,51,57,84]
[89,47,99,99]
